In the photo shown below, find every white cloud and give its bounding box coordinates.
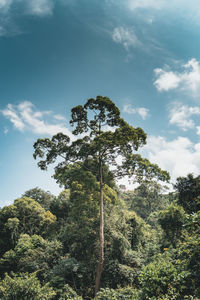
[127,0,200,16]
[1,103,25,131]
[0,0,55,36]
[3,127,9,134]
[54,114,66,121]
[128,0,165,10]
[123,104,149,119]
[154,69,181,92]
[142,135,200,182]
[183,59,200,94]
[0,26,7,36]
[196,126,200,135]
[25,0,54,16]
[0,0,13,13]
[112,26,140,51]
[154,58,200,97]
[0,0,54,16]
[1,101,73,138]
[169,102,200,131]
[137,107,149,120]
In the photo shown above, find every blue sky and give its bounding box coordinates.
[1,0,200,205]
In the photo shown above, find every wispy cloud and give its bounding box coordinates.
[127,0,200,15]
[112,26,141,51]
[128,0,165,10]
[0,0,54,16]
[54,114,66,121]
[169,102,200,131]
[25,0,55,16]
[0,0,55,36]
[1,101,72,137]
[123,104,149,119]
[3,127,9,134]
[1,103,25,131]
[196,126,200,135]
[0,0,13,13]
[154,58,200,97]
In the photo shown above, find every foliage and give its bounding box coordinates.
[138,252,190,299]
[55,158,116,190]
[101,260,136,289]
[33,96,153,182]
[158,204,185,247]
[57,167,119,295]
[123,180,169,220]
[2,96,193,298]
[22,187,55,210]
[176,212,200,297]
[52,282,82,300]
[5,217,20,245]
[175,174,200,213]
[50,189,70,224]
[0,197,54,257]
[0,272,56,299]
[60,166,99,261]
[0,205,19,255]
[33,95,169,294]
[101,201,148,288]
[1,175,200,298]
[0,197,57,249]
[50,257,87,296]
[126,210,151,251]
[95,286,139,299]
[0,234,63,279]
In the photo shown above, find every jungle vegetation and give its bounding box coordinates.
[0,96,199,299]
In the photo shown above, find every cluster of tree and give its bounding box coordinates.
[0,96,200,299]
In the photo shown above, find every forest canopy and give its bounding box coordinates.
[0,97,199,300]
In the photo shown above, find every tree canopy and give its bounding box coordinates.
[33,95,169,294]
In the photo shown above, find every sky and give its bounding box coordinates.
[1,0,200,206]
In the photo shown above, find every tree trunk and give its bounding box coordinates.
[95,161,104,295]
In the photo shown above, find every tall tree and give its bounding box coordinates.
[33,96,169,294]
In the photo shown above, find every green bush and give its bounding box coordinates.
[0,272,55,300]
[95,286,139,299]
[158,204,185,247]
[101,260,136,289]
[138,253,189,299]
[57,284,82,299]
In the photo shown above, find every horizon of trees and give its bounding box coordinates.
[1,173,200,299]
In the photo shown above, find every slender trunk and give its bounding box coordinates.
[95,160,104,295]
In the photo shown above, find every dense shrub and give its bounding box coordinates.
[95,286,139,299]
[138,253,190,299]
[0,272,55,300]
